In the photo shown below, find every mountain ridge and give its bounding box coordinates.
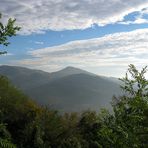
[0,65,121,112]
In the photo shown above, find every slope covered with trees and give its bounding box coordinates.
[0,65,147,147]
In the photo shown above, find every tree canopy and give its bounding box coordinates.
[0,64,147,147]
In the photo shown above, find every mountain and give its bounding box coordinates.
[0,65,51,90]
[49,66,95,80]
[0,65,122,112]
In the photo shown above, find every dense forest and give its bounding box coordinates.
[0,12,148,148]
[0,64,147,148]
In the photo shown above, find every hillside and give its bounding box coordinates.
[0,65,121,112]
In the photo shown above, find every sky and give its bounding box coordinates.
[0,0,148,78]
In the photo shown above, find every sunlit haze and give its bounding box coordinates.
[0,0,148,77]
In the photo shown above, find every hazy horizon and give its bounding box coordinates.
[0,0,148,77]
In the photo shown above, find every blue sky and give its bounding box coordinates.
[0,0,148,77]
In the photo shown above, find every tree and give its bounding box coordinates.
[0,13,20,147]
[112,64,148,147]
[85,65,148,148]
[0,13,20,55]
[0,76,42,147]
[0,123,16,148]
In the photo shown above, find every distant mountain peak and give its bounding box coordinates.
[64,66,75,69]
[62,66,85,72]
[56,66,94,76]
[0,64,121,112]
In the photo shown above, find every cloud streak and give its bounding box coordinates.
[120,7,148,25]
[11,28,148,77]
[0,0,148,34]
[35,41,44,45]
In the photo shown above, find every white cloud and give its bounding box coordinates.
[120,18,148,25]
[3,53,14,56]
[0,0,148,34]
[140,7,148,15]
[120,7,148,25]
[35,41,44,45]
[12,28,148,77]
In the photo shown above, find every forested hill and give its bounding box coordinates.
[0,65,147,148]
[0,65,121,112]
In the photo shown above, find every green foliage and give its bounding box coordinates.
[0,13,20,55]
[0,76,41,147]
[0,64,147,147]
[0,123,16,148]
[112,64,148,147]
[119,64,148,97]
[0,138,16,148]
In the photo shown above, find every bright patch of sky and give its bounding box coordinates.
[0,0,148,77]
